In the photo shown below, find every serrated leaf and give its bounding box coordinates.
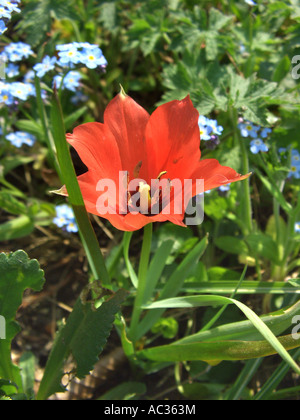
[17,0,79,47]
[70,291,128,378]
[37,289,128,400]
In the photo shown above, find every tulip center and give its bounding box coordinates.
[126,163,170,215]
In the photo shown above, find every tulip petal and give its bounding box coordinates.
[144,96,201,182]
[191,159,251,193]
[67,122,122,186]
[104,93,150,180]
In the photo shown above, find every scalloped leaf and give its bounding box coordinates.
[0,251,45,394]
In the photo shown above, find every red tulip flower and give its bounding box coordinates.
[63,92,250,231]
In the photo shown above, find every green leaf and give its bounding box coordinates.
[51,88,110,284]
[254,167,293,215]
[0,191,27,216]
[37,289,128,400]
[142,296,300,374]
[0,251,45,393]
[123,232,138,288]
[0,155,36,176]
[15,120,44,140]
[17,0,79,46]
[138,335,300,364]
[228,70,283,126]
[98,381,147,400]
[143,239,174,304]
[214,236,249,255]
[246,233,280,264]
[64,106,88,132]
[134,236,208,341]
[182,280,300,295]
[0,250,45,327]
[272,55,292,83]
[0,215,35,241]
[19,352,36,399]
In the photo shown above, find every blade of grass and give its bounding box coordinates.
[180,280,300,295]
[123,232,138,288]
[224,358,263,400]
[143,295,300,375]
[129,223,153,340]
[138,335,300,365]
[143,239,174,304]
[134,235,208,341]
[200,265,248,332]
[252,347,300,400]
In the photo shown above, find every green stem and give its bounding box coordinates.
[273,179,285,261]
[129,223,153,341]
[231,108,253,235]
[50,88,110,286]
[283,192,300,263]
[34,76,60,176]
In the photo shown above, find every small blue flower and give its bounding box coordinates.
[57,44,81,67]
[53,71,81,92]
[260,127,272,138]
[4,42,34,62]
[0,82,14,105]
[289,165,300,179]
[64,71,81,91]
[198,115,224,147]
[245,0,257,5]
[207,118,224,136]
[79,47,108,69]
[0,1,21,13]
[53,204,78,233]
[238,121,260,138]
[56,42,108,70]
[66,220,79,233]
[0,5,11,19]
[6,131,36,147]
[33,55,57,78]
[9,81,32,100]
[5,63,19,78]
[291,149,300,165]
[219,184,231,192]
[70,91,89,105]
[295,222,300,233]
[250,138,269,154]
[23,70,33,83]
[199,119,213,141]
[0,19,6,34]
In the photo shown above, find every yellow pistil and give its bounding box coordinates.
[139,182,151,214]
